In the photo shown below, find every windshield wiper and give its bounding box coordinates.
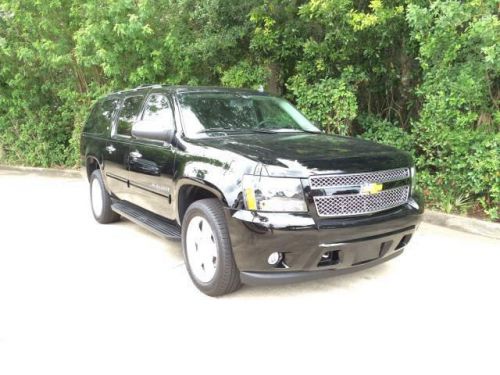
[247,128,278,134]
[249,128,320,134]
[198,128,279,135]
[196,128,243,134]
[197,127,322,135]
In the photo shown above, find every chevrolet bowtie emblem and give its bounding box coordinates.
[360,182,383,195]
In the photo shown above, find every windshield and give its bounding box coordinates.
[178,93,320,138]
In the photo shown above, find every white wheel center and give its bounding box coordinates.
[186,215,218,283]
[91,178,104,217]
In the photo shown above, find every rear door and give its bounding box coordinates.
[103,95,145,199]
[82,98,118,170]
[127,93,177,219]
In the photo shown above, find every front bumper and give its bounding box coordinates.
[225,194,423,285]
[241,251,403,286]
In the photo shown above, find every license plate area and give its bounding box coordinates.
[316,229,414,269]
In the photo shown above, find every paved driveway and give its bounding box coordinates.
[0,169,499,375]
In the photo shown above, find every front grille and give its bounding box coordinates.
[309,168,411,217]
[309,168,410,189]
[313,185,410,217]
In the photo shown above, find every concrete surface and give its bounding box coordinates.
[0,170,499,375]
[424,209,500,240]
[0,164,81,178]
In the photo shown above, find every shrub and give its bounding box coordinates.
[358,115,414,153]
[288,74,358,135]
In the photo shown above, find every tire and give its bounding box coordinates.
[89,169,120,224]
[182,198,241,296]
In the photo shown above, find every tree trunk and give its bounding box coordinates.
[266,62,282,95]
[397,37,417,129]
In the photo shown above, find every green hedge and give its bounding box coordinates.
[0,0,498,220]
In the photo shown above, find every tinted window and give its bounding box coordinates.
[84,99,118,135]
[256,99,297,129]
[116,96,143,136]
[142,94,175,131]
[178,93,319,138]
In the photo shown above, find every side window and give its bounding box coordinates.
[83,102,102,134]
[116,96,144,137]
[84,99,119,135]
[141,94,175,131]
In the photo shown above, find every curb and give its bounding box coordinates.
[1,165,499,239]
[0,165,81,178]
[423,210,500,240]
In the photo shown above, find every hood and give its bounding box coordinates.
[189,133,412,176]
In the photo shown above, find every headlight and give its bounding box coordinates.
[242,175,307,212]
[410,166,416,192]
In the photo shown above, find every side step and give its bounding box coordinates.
[111,201,181,241]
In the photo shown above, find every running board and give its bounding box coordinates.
[111,200,181,241]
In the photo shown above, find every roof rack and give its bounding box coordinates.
[111,84,165,96]
[135,84,163,89]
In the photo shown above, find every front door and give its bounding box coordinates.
[127,93,177,219]
[103,95,145,199]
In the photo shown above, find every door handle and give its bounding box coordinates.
[105,145,116,154]
[129,150,142,159]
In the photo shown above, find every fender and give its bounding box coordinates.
[174,177,230,224]
[85,154,113,194]
[175,177,225,201]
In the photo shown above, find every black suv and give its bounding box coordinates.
[80,85,423,296]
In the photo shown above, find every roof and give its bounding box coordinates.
[106,85,269,98]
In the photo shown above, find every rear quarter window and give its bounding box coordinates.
[83,99,119,135]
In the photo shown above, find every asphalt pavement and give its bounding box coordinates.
[0,169,499,375]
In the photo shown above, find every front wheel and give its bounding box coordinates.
[182,198,241,296]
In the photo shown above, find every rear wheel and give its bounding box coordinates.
[182,198,241,296]
[89,169,120,224]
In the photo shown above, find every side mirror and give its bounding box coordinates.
[132,120,175,143]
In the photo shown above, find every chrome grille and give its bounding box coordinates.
[309,168,410,189]
[314,186,410,217]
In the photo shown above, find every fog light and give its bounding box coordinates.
[267,252,283,265]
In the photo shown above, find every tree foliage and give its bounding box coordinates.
[0,0,498,219]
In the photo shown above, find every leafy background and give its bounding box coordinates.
[0,0,498,220]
